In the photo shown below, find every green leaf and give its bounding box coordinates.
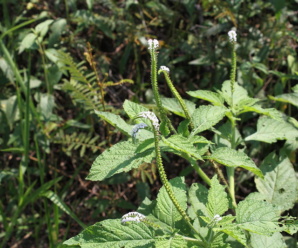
[245,116,298,143]
[240,105,283,121]
[236,199,281,235]
[190,105,227,136]
[18,33,37,53]
[123,100,149,119]
[161,97,196,117]
[187,90,224,106]
[214,225,246,246]
[94,110,133,135]
[255,153,297,212]
[155,235,187,248]
[63,219,155,247]
[205,147,263,178]
[269,93,298,107]
[154,177,187,228]
[163,134,202,160]
[41,190,86,228]
[188,183,208,219]
[218,81,259,112]
[35,19,54,38]
[86,140,155,181]
[249,232,286,248]
[206,176,229,218]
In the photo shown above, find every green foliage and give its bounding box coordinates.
[1,0,298,246]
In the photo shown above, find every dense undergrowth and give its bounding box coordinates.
[0,0,297,247]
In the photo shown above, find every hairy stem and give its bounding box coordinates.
[150,48,176,134]
[160,70,194,130]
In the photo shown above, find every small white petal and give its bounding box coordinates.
[160,66,170,72]
[228,30,237,42]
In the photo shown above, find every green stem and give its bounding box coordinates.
[152,127,203,240]
[150,48,176,134]
[160,70,194,130]
[227,41,237,208]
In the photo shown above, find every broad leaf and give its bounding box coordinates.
[205,147,263,178]
[87,140,155,181]
[123,100,149,119]
[161,97,196,117]
[187,90,224,106]
[163,134,203,160]
[206,176,229,218]
[190,105,227,137]
[63,219,155,247]
[255,153,297,212]
[245,116,298,143]
[236,199,281,235]
[153,177,187,228]
[269,93,298,107]
[155,235,187,248]
[95,110,153,140]
[218,80,258,113]
[240,105,283,121]
[214,225,246,246]
[249,232,287,248]
[188,183,208,218]
[95,110,132,135]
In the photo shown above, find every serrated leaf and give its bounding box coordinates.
[245,116,298,143]
[206,176,229,218]
[188,183,208,218]
[236,199,281,235]
[123,100,149,119]
[161,97,196,117]
[214,225,246,246]
[255,153,297,212]
[205,147,263,178]
[187,90,224,106]
[218,81,259,112]
[240,105,283,121]
[163,134,202,160]
[249,232,286,248]
[63,219,155,247]
[86,140,154,181]
[190,105,227,137]
[154,177,187,228]
[155,235,187,248]
[95,110,132,135]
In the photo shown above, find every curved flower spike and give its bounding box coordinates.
[121,212,146,224]
[159,66,170,73]
[137,111,160,131]
[131,123,148,141]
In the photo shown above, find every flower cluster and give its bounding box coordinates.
[131,123,148,139]
[228,30,237,43]
[213,214,222,222]
[137,111,160,130]
[121,212,146,224]
[148,39,159,50]
[159,66,170,73]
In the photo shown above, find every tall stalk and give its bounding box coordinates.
[227,30,238,208]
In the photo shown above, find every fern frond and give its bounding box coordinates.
[54,131,102,157]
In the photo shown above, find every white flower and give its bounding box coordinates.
[148,39,159,50]
[131,123,148,139]
[160,66,170,73]
[137,111,160,130]
[228,30,237,42]
[121,212,146,224]
[213,214,222,222]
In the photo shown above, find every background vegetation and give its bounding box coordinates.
[0,0,297,247]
